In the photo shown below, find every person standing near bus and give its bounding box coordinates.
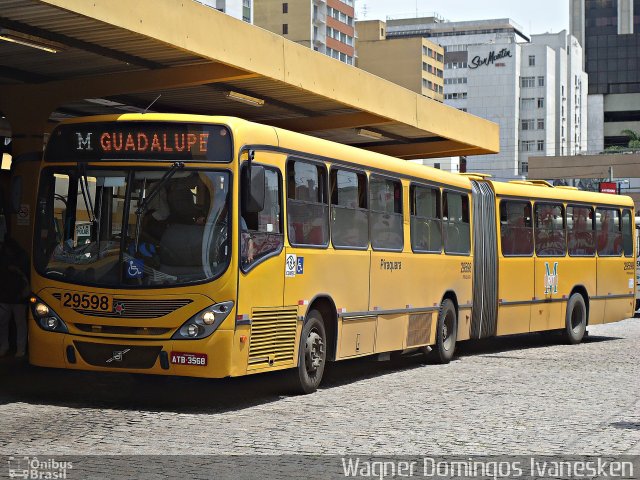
[0,230,30,358]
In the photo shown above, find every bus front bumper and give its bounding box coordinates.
[28,325,235,378]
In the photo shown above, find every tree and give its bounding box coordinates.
[621,129,640,149]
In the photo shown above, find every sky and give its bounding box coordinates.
[357,0,570,38]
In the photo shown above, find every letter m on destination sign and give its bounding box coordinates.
[76,132,92,150]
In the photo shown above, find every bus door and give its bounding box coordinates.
[237,161,287,373]
[283,161,370,358]
[531,203,565,332]
[496,200,533,335]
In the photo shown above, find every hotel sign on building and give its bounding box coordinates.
[469,48,512,69]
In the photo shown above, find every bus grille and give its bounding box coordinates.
[73,341,162,369]
[52,294,192,318]
[248,307,298,368]
[406,313,432,347]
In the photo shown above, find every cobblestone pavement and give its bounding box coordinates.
[0,319,638,456]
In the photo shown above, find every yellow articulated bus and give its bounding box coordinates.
[28,114,636,393]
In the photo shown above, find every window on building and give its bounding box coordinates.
[567,205,595,256]
[520,162,529,175]
[410,185,442,253]
[538,76,545,87]
[521,140,535,151]
[521,77,535,88]
[521,119,535,130]
[287,159,329,247]
[433,163,441,169]
[369,175,403,251]
[537,98,544,108]
[528,55,535,66]
[521,98,535,109]
[282,2,288,13]
[537,140,545,151]
[534,203,566,257]
[443,191,470,254]
[282,24,288,35]
[537,119,545,130]
[330,169,368,249]
[500,200,533,256]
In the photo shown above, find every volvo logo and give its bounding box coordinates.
[106,349,130,363]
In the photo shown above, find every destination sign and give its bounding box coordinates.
[45,122,233,162]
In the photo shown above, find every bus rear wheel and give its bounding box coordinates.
[435,299,457,364]
[288,310,327,394]
[564,293,587,344]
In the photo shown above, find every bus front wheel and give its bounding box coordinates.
[564,293,587,344]
[435,299,457,364]
[288,310,327,394]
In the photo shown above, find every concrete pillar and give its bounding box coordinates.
[0,94,57,252]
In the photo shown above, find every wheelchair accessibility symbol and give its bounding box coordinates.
[127,258,144,279]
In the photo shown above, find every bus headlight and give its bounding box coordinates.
[29,296,68,334]
[172,301,234,340]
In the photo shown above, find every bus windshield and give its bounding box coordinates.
[34,167,230,288]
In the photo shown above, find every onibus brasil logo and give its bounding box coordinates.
[544,261,559,294]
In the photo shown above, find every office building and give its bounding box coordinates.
[356,20,444,102]
[571,0,640,149]
[384,17,588,179]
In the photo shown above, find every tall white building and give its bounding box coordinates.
[197,0,252,23]
[387,18,588,180]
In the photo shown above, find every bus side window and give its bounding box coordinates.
[534,203,566,257]
[369,175,403,251]
[330,168,368,249]
[567,205,595,256]
[500,200,533,256]
[241,166,283,269]
[286,159,329,247]
[443,191,470,254]
[622,209,633,257]
[410,184,442,253]
[596,207,622,256]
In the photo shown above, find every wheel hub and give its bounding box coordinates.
[305,331,324,373]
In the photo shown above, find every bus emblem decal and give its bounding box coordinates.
[114,302,125,315]
[544,262,559,295]
[285,254,297,277]
[106,349,130,363]
[76,132,93,151]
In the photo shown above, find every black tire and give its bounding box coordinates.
[564,293,587,345]
[288,310,327,394]
[435,299,457,364]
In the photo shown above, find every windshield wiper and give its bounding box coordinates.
[133,161,185,251]
[78,163,95,224]
[136,162,185,216]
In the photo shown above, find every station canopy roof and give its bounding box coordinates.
[0,0,499,160]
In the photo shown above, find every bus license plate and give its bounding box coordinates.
[60,291,113,313]
[170,352,208,366]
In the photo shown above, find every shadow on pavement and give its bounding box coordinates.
[0,331,623,414]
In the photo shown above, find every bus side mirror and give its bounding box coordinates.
[243,165,265,213]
